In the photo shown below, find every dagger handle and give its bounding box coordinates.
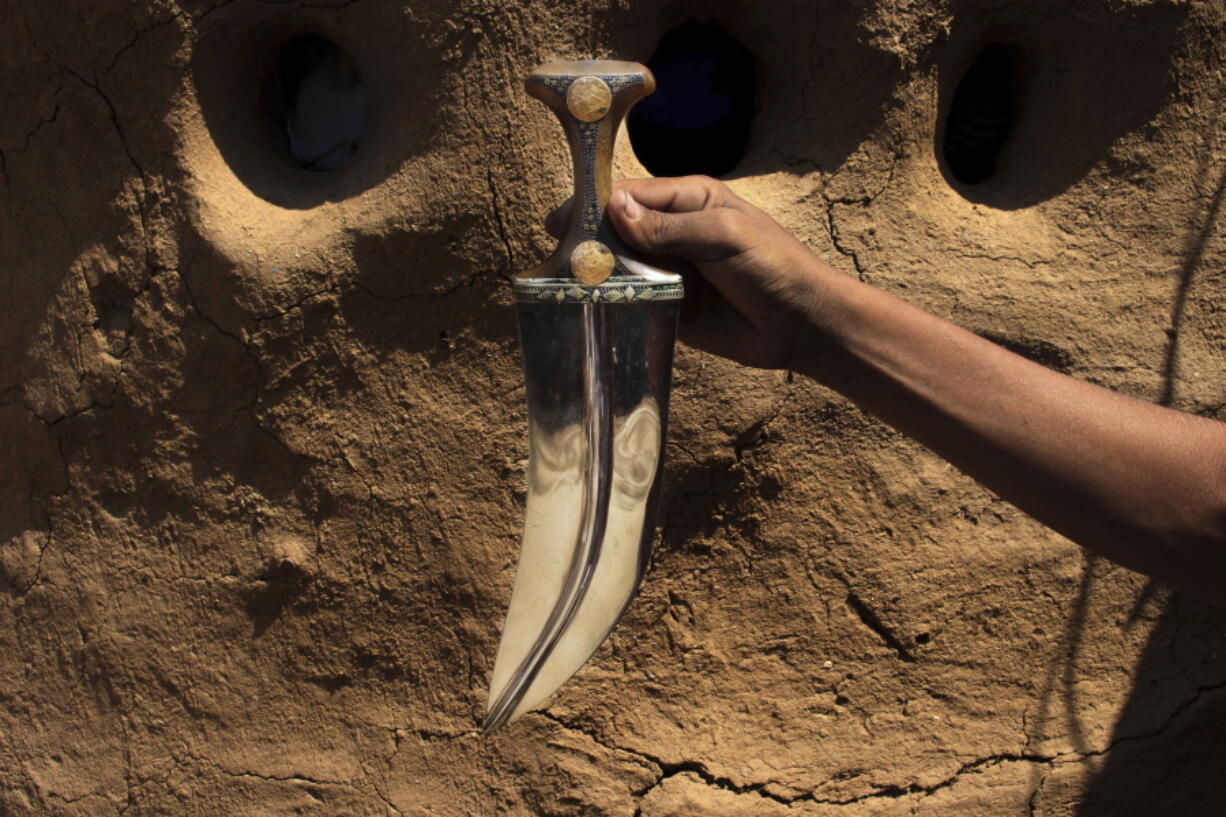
[525,61,655,285]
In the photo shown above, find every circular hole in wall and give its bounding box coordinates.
[628,21,756,178]
[941,42,1015,185]
[191,15,399,209]
[257,33,370,172]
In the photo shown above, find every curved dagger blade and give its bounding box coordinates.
[485,301,668,731]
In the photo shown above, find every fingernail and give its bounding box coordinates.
[622,190,642,220]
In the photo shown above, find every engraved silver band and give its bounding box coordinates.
[513,276,685,304]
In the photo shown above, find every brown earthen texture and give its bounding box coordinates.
[1,1,1224,815]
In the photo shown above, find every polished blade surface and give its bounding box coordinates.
[485,300,677,730]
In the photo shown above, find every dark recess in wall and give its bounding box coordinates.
[629,21,756,178]
[942,42,1015,185]
[258,33,370,172]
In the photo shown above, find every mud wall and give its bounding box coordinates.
[1,1,1224,815]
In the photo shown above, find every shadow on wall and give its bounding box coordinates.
[337,216,517,364]
[935,1,1191,209]
[725,0,907,178]
[1076,109,1226,814]
[1159,104,1226,408]
[1076,590,1226,816]
[1021,551,1226,816]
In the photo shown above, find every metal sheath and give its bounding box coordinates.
[484,293,679,730]
[483,304,613,731]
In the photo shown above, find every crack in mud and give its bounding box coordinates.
[541,673,1226,812]
[56,65,154,262]
[486,168,517,279]
[8,86,63,155]
[819,149,901,280]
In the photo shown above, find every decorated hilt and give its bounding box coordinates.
[519,61,666,290]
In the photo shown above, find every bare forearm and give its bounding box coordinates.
[596,176,1226,602]
[793,262,1226,604]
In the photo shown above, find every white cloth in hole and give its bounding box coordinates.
[286,47,369,171]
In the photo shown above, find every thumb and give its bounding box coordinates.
[607,189,748,263]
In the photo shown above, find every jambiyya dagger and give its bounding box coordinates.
[483,61,683,732]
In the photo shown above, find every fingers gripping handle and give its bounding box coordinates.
[525,61,655,285]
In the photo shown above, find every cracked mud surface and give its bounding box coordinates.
[2,0,1225,815]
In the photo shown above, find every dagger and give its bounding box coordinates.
[483,61,684,732]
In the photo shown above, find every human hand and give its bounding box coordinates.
[546,176,837,369]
